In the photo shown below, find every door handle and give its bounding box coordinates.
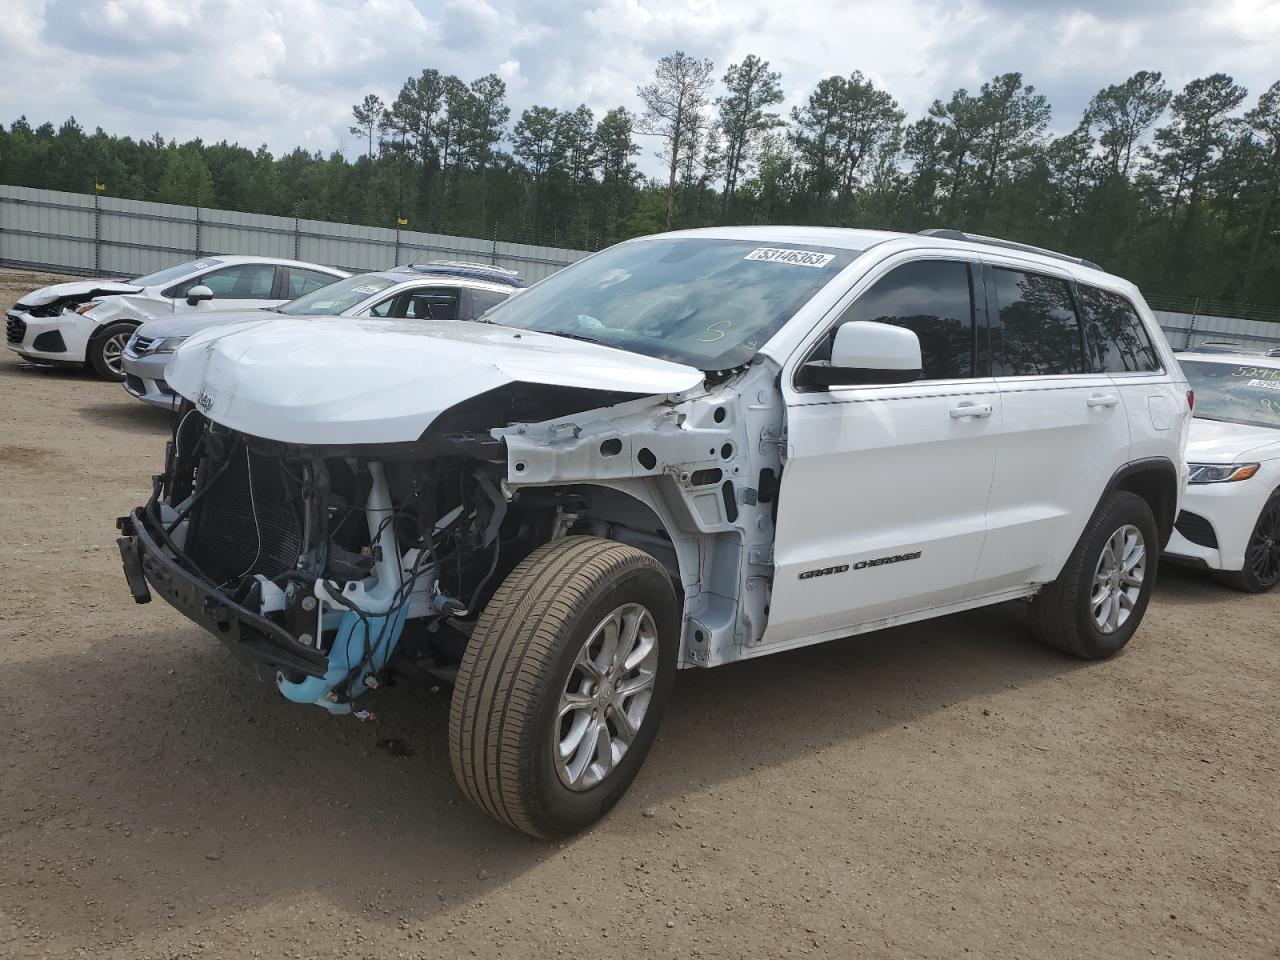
[949,402,994,420]
[1086,394,1120,409]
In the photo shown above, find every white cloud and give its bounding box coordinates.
[1,0,1276,176]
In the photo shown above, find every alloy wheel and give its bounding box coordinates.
[554,602,659,791]
[102,331,130,376]
[1246,500,1280,586]
[1091,523,1145,634]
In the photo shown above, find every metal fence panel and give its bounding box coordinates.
[1154,310,1280,352]
[0,183,589,284]
[11,184,1280,355]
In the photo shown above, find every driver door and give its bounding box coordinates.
[762,256,1002,647]
[170,263,281,313]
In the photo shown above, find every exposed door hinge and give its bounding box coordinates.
[759,424,786,454]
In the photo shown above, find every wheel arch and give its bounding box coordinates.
[542,481,693,595]
[1104,457,1179,548]
[522,479,743,667]
[85,315,140,349]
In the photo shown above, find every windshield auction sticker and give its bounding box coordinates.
[744,247,835,268]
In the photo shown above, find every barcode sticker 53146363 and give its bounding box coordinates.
[743,247,835,268]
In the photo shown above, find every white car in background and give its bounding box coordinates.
[1167,351,1280,591]
[5,256,347,380]
[121,263,523,408]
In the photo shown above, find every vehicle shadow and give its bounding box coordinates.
[5,358,101,381]
[3,598,1081,945]
[1151,559,1246,608]
[75,399,175,433]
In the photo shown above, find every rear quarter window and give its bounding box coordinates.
[469,287,512,320]
[1078,285,1161,373]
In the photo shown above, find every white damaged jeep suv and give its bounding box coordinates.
[116,227,1191,837]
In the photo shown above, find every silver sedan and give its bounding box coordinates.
[121,263,521,409]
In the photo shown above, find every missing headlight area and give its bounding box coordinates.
[141,410,534,713]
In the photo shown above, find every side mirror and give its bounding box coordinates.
[186,285,214,307]
[802,321,922,388]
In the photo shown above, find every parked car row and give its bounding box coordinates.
[5,255,527,392]
[8,227,1275,839]
[5,256,349,378]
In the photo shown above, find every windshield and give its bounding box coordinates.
[283,274,397,316]
[478,238,862,369]
[133,258,221,287]
[1184,360,1280,429]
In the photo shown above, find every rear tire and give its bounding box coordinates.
[449,536,678,838]
[1030,491,1158,659]
[1216,494,1280,593]
[88,321,135,381]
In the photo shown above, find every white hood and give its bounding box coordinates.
[1187,417,1280,463]
[17,278,139,307]
[166,317,705,445]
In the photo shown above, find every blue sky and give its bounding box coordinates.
[3,0,1277,177]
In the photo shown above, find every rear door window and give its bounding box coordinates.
[990,268,1084,376]
[815,259,977,381]
[1078,285,1161,373]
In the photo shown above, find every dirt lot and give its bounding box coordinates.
[0,267,1276,960]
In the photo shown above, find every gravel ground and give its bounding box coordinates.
[1,267,1277,959]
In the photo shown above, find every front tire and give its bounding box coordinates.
[1030,491,1158,659]
[1217,494,1280,593]
[449,536,678,838]
[88,321,135,381]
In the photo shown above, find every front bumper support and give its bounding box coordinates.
[116,508,328,679]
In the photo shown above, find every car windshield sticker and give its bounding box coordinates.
[349,285,383,296]
[1233,366,1280,380]
[1248,378,1280,391]
[744,247,835,268]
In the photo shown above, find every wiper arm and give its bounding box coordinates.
[544,330,607,346]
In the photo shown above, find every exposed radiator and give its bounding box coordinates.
[186,444,303,587]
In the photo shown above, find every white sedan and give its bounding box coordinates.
[5,255,347,380]
[1166,350,1280,591]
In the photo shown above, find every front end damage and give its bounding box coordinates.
[117,364,783,715]
[6,281,142,362]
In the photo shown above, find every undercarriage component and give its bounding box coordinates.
[185,441,304,586]
[120,410,556,712]
[276,462,412,714]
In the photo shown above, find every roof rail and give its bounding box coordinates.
[395,260,524,286]
[420,259,520,277]
[918,228,1104,272]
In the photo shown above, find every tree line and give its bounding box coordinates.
[1,53,1278,309]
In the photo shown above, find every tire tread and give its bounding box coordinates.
[88,320,136,381]
[449,536,666,837]
[1030,490,1157,659]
